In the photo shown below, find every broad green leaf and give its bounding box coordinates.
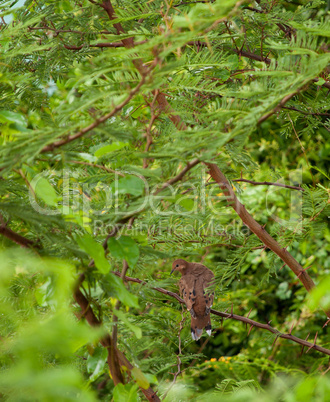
[307,277,330,310]
[0,110,26,126]
[87,347,107,382]
[76,234,110,274]
[110,175,145,197]
[113,310,142,339]
[108,236,140,267]
[113,383,139,402]
[95,142,128,157]
[131,367,150,390]
[102,273,139,308]
[314,78,325,86]
[34,177,58,207]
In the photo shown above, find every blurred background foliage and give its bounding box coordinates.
[0,0,329,400]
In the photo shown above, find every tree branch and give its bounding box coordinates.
[258,85,307,124]
[230,48,330,90]
[114,272,330,357]
[232,178,304,191]
[64,160,125,176]
[153,159,200,195]
[0,222,38,248]
[281,106,330,117]
[0,213,39,248]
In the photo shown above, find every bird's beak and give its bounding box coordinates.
[170,268,175,275]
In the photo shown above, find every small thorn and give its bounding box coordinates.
[306,344,314,353]
[267,320,272,326]
[246,308,253,318]
[306,332,318,354]
[289,322,294,335]
[279,263,286,272]
[323,318,330,329]
[246,308,253,329]
[300,333,310,357]
[248,325,255,336]
[297,266,312,278]
[230,303,233,317]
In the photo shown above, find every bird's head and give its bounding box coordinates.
[171,259,189,275]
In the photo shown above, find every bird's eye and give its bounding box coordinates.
[176,264,179,268]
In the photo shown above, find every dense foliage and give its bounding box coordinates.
[0,0,329,400]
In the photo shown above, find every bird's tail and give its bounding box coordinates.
[190,315,212,341]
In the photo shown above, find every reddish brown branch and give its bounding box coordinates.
[230,48,330,90]
[114,272,330,357]
[63,41,147,50]
[0,213,38,248]
[258,86,306,124]
[64,160,125,175]
[0,223,37,248]
[153,159,200,195]
[232,178,304,191]
[282,106,330,117]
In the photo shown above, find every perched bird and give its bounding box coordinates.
[171,259,215,341]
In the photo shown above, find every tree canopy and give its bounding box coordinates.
[0,0,330,400]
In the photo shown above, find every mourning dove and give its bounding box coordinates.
[171,259,215,341]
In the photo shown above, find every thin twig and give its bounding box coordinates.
[162,306,186,400]
[0,213,39,248]
[258,86,307,124]
[64,160,125,176]
[282,106,330,117]
[232,178,304,191]
[14,169,36,199]
[287,113,316,186]
[153,159,201,195]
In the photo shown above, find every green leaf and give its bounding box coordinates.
[131,367,150,390]
[314,78,325,86]
[307,277,330,310]
[113,310,142,339]
[76,234,110,274]
[0,110,26,126]
[95,142,128,157]
[110,175,145,196]
[33,177,58,207]
[311,166,330,180]
[113,383,139,402]
[87,347,107,382]
[108,236,140,267]
[102,273,139,308]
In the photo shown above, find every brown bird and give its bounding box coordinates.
[171,259,215,341]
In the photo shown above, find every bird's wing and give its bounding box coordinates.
[179,275,196,312]
[202,270,215,315]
